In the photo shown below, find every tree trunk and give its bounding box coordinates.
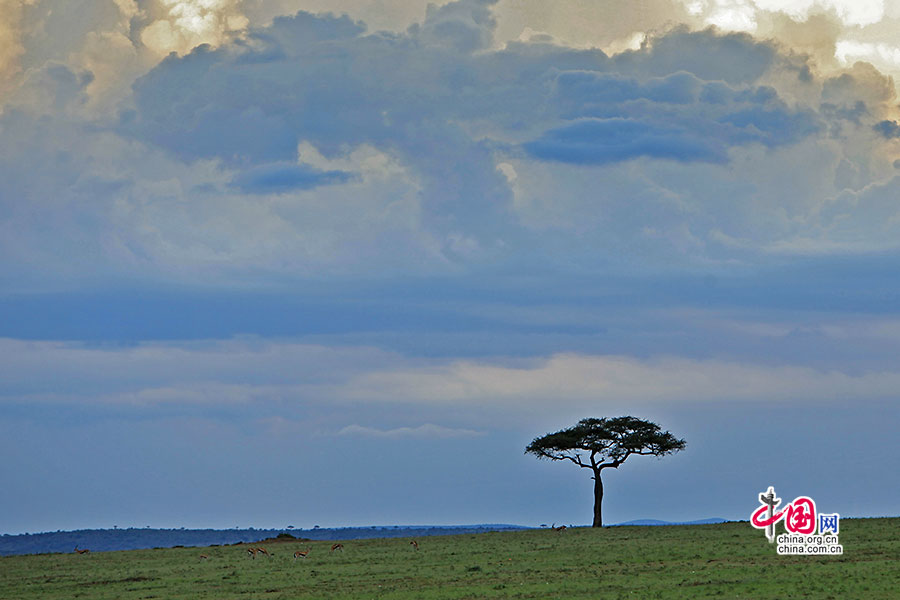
[592,470,604,527]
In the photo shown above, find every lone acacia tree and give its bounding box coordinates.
[525,416,686,527]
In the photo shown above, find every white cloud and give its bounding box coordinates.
[684,0,886,29]
[141,0,249,56]
[604,31,648,55]
[835,39,900,67]
[706,1,758,32]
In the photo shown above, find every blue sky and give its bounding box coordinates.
[2,0,900,534]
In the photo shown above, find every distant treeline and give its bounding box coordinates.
[0,525,529,557]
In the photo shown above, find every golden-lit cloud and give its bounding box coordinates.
[836,39,900,69]
[492,0,690,52]
[141,0,249,56]
[683,0,886,30]
[675,0,900,83]
[0,0,37,98]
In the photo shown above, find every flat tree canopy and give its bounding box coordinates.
[526,416,686,527]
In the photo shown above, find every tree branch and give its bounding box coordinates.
[564,453,589,468]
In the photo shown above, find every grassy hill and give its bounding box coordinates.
[1,518,896,599]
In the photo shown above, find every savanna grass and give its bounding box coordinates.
[1,518,897,599]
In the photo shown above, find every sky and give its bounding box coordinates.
[2,0,900,535]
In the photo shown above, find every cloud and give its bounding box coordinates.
[525,118,728,165]
[0,337,397,400]
[682,0,886,30]
[0,0,36,97]
[4,338,898,416]
[414,0,498,52]
[230,162,352,193]
[120,15,834,268]
[524,57,820,163]
[807,175,900,249]
[337,423,484,438]
[340,352,900,406]
[4,2,900,289]
[125,8,526,255]
[613,27,776,84]
[835,39,900,67]
[0,1,156,112]
[873,119,900,137]
[0,94,439,286]
[6,61,93,115]
[721,105,821,146]
[672,1,900,89]
[492,0,691,52]
[140,0,249,56]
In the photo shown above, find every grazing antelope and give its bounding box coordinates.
[551,523,567,532]
[409,540,419,551]
[256,547,272,558]
[293,548,311,560]
[74,547,90,555]
[199,554,209,560]
[330,543,344,553]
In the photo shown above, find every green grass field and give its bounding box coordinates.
[1,519,897,599]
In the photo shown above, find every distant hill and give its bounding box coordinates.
[0,520,735,556]
[0,525,528,557]
[612,518,729,526]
